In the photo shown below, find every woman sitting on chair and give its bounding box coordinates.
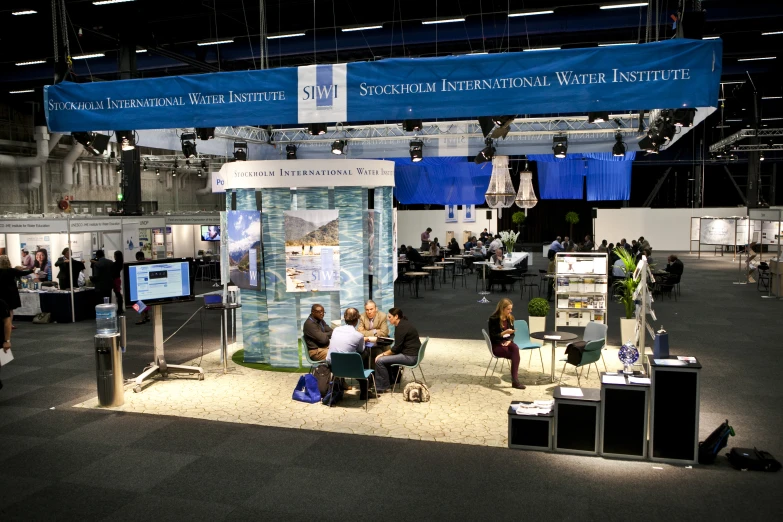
[487,297,525,389]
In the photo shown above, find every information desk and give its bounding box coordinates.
[554,386,601,455]
[648,355,702,464]
[600,373,650,460]
[507,401,553,451]
[16,288,96,323]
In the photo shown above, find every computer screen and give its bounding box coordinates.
[124,258,195,306]
[201,225,221,241]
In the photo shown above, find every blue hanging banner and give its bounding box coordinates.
[45,39,721,132]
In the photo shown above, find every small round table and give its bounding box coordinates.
[404,272,429,298]
[530,330,579,383]
[435,261,455,282]
[422,266,444,289]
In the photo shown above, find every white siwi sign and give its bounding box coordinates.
[214,159,395,193]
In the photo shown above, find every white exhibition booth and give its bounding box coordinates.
[397,209,498,251]
[0,213,221,322]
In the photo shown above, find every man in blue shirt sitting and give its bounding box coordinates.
[327,307,371,400]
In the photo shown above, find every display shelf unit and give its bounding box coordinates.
[554,252,609,329]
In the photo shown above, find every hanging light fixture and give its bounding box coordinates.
[485,155,515,216]
[515,163,538,210]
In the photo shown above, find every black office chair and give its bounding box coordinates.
[758,262,771,292]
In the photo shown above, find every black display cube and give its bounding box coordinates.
[508,401,553,451]
[554,387,601,455]
[600,373,650,459]
[648,355,702,464]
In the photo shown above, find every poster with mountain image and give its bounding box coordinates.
[227,211,262,289]
[284,209,340,292]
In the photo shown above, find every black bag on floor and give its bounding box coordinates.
[727,448,782,472]
[322,379,344,407]
[312,365,331,398]
[698,419,734,464]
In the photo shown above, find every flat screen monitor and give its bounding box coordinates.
[123,258,195,306]
[201,225,220,241]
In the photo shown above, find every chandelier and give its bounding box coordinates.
[515,163,538,210]
[485,155,515,216]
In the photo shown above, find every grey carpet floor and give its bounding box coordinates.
[1,259,782,521]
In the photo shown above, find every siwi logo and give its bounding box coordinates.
[301,65,339,108]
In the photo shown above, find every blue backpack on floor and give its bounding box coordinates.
[292,374,321,404]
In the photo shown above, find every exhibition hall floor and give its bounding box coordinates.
[1,253,782,520]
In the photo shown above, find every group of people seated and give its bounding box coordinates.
[547,235,594,256]
[303,300,421,398]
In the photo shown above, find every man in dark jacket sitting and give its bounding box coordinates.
[303,303,333,361]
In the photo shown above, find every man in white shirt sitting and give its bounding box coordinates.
[488,235,503,256]
[327,308,371,400]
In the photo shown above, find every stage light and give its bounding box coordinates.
[307,123,327,135]
[638,135,659,153]
[737,56,776,62]
[15,60,46,66]
[673,108,696,127]
[180,132,197,158]
[600,3,647,9]
[196,127,215,140]
[267,33,306,39]
[9,90,34,94]
[331,140,346,155]
[286,144,297,160]
[197,39,234,46]
[200,159,208,169]
[588,112,609,123]
[409,140,423,162]
[524,46,561,52]
[474,138,496,164]
[93,0,135,5]
[403,119,423,132]
[233,141,248,161]
[552,135,568,158]
[478,116,515,139]
[508,10,554,17]
[155,169,160,176]
[115,130,135,150]
[342,25,383,32]
[12,10,38,15]
[422,18,465,25]
[72,53,105,60]
[761,154,766,161]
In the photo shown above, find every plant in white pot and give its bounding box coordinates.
[613,247,639,344]
[527,297,549,343]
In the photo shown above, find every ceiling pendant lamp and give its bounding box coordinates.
[485,155,515,217]
[515,164,538,210]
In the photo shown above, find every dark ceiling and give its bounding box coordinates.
[0,0,781,153]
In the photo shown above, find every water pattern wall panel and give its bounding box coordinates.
[262,188,299,367]
[335,187,364,313]
[374,187,395,314]
[236,188,270,363]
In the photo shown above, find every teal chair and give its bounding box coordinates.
[391,337,429,394]
[330,352,376,411]
[513,320,545,371]
[559,338,605,386]
[301,337,327,374]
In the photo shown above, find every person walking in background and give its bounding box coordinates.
[112,251,125,314]
[134,251,150,324]
[0,255,33,331]
[488,297,525,389]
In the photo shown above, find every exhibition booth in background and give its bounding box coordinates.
[34,39,726,457]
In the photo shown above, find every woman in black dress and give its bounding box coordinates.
[0,255,33,328]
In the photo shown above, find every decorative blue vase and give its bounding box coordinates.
[618,342,640,373]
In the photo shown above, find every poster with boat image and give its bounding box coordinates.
[227,210,262,289]
[284,209,340,292]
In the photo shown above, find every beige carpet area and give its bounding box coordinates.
[76,338,623,448]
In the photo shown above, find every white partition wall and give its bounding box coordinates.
[595,207,748,252]
[397,208,497,249]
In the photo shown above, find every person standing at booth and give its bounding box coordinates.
[303,303,332,361]
[55,248,85,290]
[420,227,432,250]
[34,249,51,282]
[112,251,125,314]
[0,255,33,331]
[134,251,150,325]
[488,297,525,389]
[90,250,114,306]
[374,307,421,394]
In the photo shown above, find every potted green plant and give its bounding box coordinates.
[527,297,549,336]
[511,211,526,232]
[565,211,579,240]
[612,247,639,344]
